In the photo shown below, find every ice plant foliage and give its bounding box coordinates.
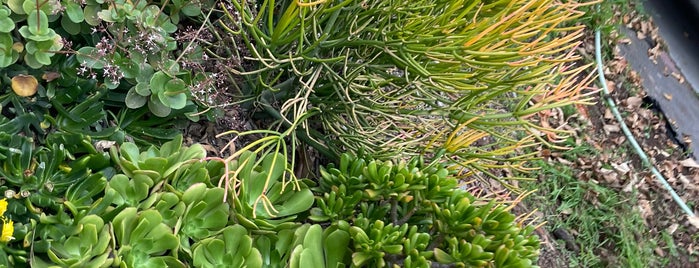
[223,0,600,191]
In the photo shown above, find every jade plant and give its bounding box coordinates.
[310,153,541,267]
[0,5,20,68]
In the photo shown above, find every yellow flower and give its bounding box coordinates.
[0,218,13,243]
[0,198,7,216]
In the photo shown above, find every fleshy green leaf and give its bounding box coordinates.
[126,88,148,108]
[0,7,14,33]
[65,1,84,22]
[148,94,172,117]
[6,0,24,14]
[76,47,106,69]
[150,71,169,94]
[26,10,49,36]
[83,5,101,26]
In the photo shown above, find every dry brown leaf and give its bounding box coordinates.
[641,21,650,34]
[626,96,643,108]
[609,58,629,75]
[604,108,614,120]
[628,70,642,84]
[623,174,640,192]
[612,162,631,175]
[636,31,646,39]
[606,80,616,93]
[669,119,678,127]
[11,74,38,97]
[613,136,627,145]
[599,168,619,184]
[680,158,699,169]
[603,124,621,133]
[668,223,679,234]
[678,175,697,190]
[638,199,654,219]
[671,72,683,83]
[684,135,693,145]
[655,247,666,257]
[42,72,61,82]
[94,140,116,151]
[557,157,573,166]
[648,44,661,63]
[201,144,219,156]
[659,150,671,158]
[663,93,673,101]
[689,216,699,229]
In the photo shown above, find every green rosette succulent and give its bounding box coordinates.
[110,135,206,184]
[191,225,263,268]
[247,223,351,268]
[112,208,184,268]
[177,183,229,256]
[47,215,113,267]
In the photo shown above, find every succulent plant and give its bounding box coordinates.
[226,151,314,231]
[346,219,410,267]
[191,225,263,268]
[0,0,608,266]
[177,183,229,256]
[245,223,351,268]
[0,132,114,266]
[112,208,184,268]
[47,215,113,267]
[169,160,222,192]
[222,0,594,195]
[311,153,540,267]
[109,135,206,184]
[0,131,543,267]
[152,191,186,229]
[287,224,350,268]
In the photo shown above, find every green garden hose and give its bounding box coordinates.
[594,30,697,220]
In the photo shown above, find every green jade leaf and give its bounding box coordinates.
[27,10,49,36]
[0,6,14,32]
